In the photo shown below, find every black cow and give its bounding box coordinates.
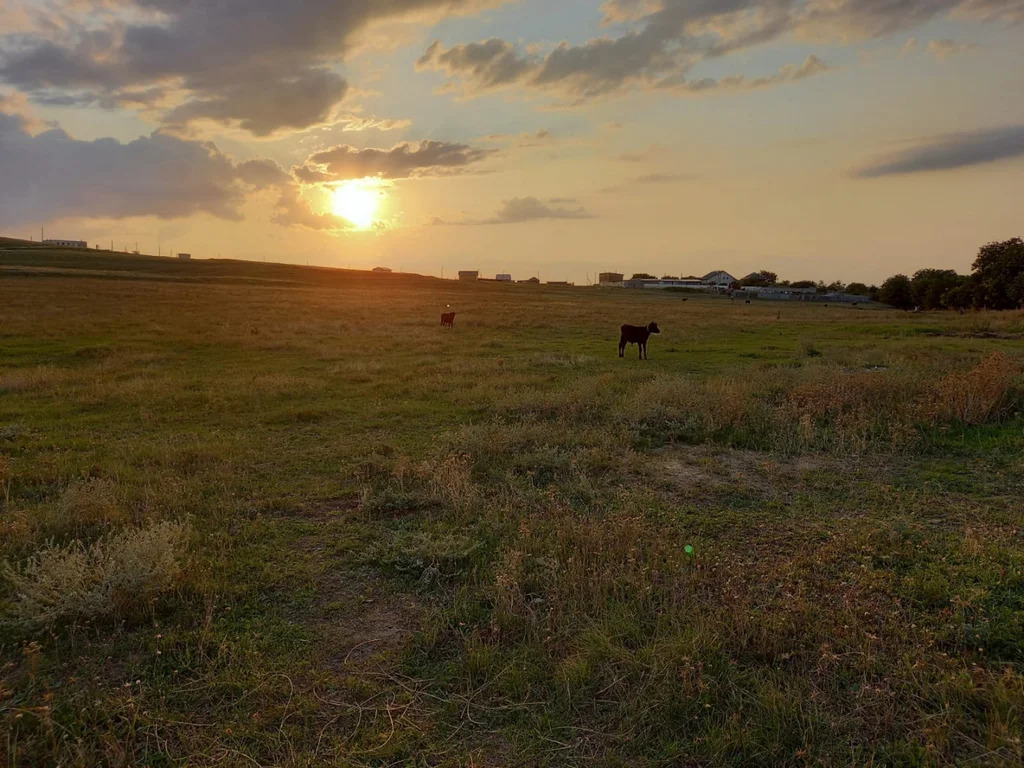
[619,322,661,360]
[440,312,456,328]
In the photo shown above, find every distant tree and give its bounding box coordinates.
[910,268,962,310]
[972,237,1024,310]
[790,280,816,289]
[631,273,656,280]
[778,279,791,287]
[878,274,914,309]
[941,275,978,310]
[661,275,680,280]
[846,282,869,296]
[868,285,880,301]
[825,280,846,293]
[739,270,778,287]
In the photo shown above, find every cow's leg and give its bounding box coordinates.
[619,336,626,358]
[638,342,643,360]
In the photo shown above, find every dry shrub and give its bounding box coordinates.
[3,520,188,626]
[58,477,123,528]
[931,352,1020,425]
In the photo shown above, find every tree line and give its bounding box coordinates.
[875,238,1024,310]
[629,237,1024,310]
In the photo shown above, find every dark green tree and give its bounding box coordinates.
[972,238,1024,310]
[631,273,656,280]
[910,269,962,310]
[878,274,914,309]
[846,282,869,295]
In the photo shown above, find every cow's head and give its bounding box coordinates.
[648,321,661,334]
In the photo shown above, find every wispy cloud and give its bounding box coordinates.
[853,125,1024,177]
[926,38,977,59]
[433,196,594,225]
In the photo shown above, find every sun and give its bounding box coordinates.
[332,180,381,229]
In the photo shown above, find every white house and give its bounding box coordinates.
[701,270,736,287]
[43,239,87,248]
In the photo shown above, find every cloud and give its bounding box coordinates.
[162,69,349,137]
[295,140,495,181]
[631,172,695,183]
[485,196,593,223]
[0,0,513,135]
[434,196,594,225]
[852,125,1024,177]
[0,104,344,230]
[926,39,978,59]
[419,0,1017,102]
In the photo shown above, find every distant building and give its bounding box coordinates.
[496,273,512,282]
[372,266,392,273]
[546,281,574,286]
[740,285,817,301]
[599,272,624,285]
[517,276,541,284]
[178,253,192,261]
[43,239,87,248]
[625,278,705,289]
[458,270,479,281]
[701,270,736,288]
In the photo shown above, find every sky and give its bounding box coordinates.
[1,1,1022,284]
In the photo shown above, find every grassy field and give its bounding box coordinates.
[2,246,1024,766]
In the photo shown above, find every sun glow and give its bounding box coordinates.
[332,180,382,229]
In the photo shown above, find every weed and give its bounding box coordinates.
[3,520,188,626]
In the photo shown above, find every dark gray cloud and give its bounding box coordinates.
[163,69,348,137]
[295,140,495,181]
[0,0,510,134]
[0,105,343,229]
[852,125,1024,177]
[419,0,1018,102]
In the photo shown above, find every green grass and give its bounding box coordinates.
[2,247,1024,766]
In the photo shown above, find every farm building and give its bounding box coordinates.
[458,270,479,281]
[372,267,392,273]
[178,253,192,261]
[599,272,624,285]
[43,239,87,248]
[496,273,512,282]
[740,286,817,301]
[701,270,736,288]
[517,276,540,284]
[624,278,705,289]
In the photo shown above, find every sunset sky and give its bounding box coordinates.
[1,1,1022,284]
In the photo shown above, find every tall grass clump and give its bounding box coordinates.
[930,351,1020,425]
[3,520,188,626]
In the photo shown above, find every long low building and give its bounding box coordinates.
[43,239,87,248]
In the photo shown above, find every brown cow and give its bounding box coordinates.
[440,312,456,328]
[619,321,660,360]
